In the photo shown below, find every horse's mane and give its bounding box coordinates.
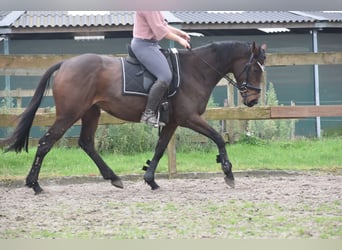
[185,40,250,56]
[180,41,251,65]
[214,41,250,54]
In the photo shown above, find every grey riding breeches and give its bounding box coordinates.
[131,38,172,85]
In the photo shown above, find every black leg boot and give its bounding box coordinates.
[141,80,169,127]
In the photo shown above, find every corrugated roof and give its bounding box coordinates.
[293,11,342,22]
[0,11,11,22]
[0,11,24,27]
[9,11,342,29]
[172,11,316,24]
[12,11,135,28]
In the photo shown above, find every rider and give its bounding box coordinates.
[131,11,191,127]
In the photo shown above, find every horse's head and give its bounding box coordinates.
[233,42,267,107]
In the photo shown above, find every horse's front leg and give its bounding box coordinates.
[217,145,235,188]
[182,115,235,188]
[144,123,178,190]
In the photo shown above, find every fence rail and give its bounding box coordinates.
[0,52,341,76]
[1,106,342,127]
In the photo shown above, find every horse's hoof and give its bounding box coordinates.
[151,183,160,190]
[224,176,235,189]
[144,179,160,190]
[111,179,124,189]
[33,185,44,195]
[26,181,44,195]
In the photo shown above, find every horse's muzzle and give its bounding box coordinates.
[245,99,258,107]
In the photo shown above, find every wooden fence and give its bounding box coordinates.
[1,52,342,175]
[1,51,342,107]
[1,105,342,128]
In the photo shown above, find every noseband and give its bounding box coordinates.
[188,47,264,96]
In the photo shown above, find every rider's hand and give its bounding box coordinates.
[178,37,191,49]
[180,31,191,42]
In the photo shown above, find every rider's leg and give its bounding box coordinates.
[140,80,169,127]
[131,38,172,127]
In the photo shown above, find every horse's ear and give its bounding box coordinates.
[261,43,267,51]
[251,41,258,54]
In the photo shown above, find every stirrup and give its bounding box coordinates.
[156,111,166,127]
[140,111,165,127]
[140,111,159,127]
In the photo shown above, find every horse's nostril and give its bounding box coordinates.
[247,99,258,107]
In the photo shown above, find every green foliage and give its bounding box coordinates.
[323,125,342,137]
[248,82,297,140]
[95,123,159,154]
[0,96,15,137]
[237,133,265,145]
[0,95,15,113]
[175,95,219,152]
[175,127,216,153]
[94,95,220,154]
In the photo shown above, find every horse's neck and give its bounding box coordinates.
[192,43,238,85]
[180,42,248,91]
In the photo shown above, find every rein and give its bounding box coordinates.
[187,46,263,94]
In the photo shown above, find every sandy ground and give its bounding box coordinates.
[0,171,341,239]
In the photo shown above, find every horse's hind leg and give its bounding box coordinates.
[26,118,76,194]
[78,105,123,189]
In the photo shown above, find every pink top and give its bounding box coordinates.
[133,11,169,41]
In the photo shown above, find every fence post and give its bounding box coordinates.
[260,70,267,106]
[16,88,22,108]
[290,101,296,139]
[226,76,235,142]
[167,133,177,177]
[237,83,247,138]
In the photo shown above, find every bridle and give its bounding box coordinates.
[187,46,265,96]
[235,53,264,94]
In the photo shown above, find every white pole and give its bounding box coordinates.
[3,36,10,91]
[312,29,321,138]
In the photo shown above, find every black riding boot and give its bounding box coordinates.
[141,80,169,127]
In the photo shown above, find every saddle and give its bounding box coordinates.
[121,46,181,124]
[121,46,180,98]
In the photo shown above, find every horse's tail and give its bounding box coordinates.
[5,61,63,153]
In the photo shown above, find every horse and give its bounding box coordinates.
[4,40,267,194]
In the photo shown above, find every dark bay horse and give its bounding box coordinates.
[5,40,266,194]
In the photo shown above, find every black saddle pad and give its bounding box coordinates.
[121,48,180,97]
